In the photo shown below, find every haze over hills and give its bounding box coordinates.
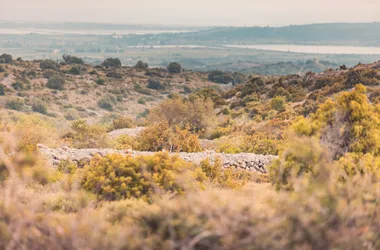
[123,22,380,46]
[1,21,380,46]
[1,22,380,75]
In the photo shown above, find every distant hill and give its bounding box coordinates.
[124,22,380,47]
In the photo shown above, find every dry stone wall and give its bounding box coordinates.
[37,144,277,173]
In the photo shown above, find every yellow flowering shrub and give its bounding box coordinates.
[81,152,198,201]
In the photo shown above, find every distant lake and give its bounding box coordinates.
[0,28,193,35]
[226,44,380,55]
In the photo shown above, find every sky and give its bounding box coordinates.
[1,0,380,26]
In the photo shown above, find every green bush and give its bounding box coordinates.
[98,95,117,111]
[32,101,48,114]
[0,53,12,63]
[135,60,148,69]
[40,59,59,70]
[46,75,66,90]
[101,58,121,68]
[208,70,234,84]
[167,62,182,74]
[106,72,122,79]
[69,66,81,75]
[5,97,25,111]
[11,81,24,90]
[62,54,84,64]
[96,78,105,85]
[27,71,37,78]
[0,85,5,96]
[147,78,165,90]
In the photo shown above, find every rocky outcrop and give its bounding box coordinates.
[37,144,277,173]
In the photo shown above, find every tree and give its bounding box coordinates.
[101,58,121,68]
[0,53,12,64]
[167,62,182,74]
[135,60,148,69]
[62,54,84,64]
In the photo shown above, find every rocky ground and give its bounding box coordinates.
[37,144,277,173]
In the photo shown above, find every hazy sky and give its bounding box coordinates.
[2,0,380,26]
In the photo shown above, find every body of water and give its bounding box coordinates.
[0,28,193,35]
[226,44,380,55]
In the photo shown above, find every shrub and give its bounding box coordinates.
[70,120,111,148]
[96,78,105,85]
[115,134,139,150]
[208,70,234,84]
[32,101,48,114]
[98,95,117,111]
[5,97,25,111]
[294,84,380,159]
[200,158,252,188]
[148,96,216,134]
[137,122,202,152]
[62,54,84,64]
[46,75,66,90]
[112,116,135,130]
[106,72,122,79]
[271,84,380,189]
[40,59,59,70]
[64,108,80,121]
[81,152,195,201]
[101,58,121,68]
[69,66,81,75]
[135,60,148,69]
[0,85,5,96]
[0,66,5,72]
[244,132,280,155]
[183,86,192,94]
[42,70,56,79]
[269,136,329,190]
[11,81,24,90]
[0,53,12,63]
[270,96,286,112]
[27,71,37,78]
[167,62,182,73]
[5,114,59,152]
[147,78,165,90]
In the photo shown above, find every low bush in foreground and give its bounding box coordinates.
[81,153,199,201]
